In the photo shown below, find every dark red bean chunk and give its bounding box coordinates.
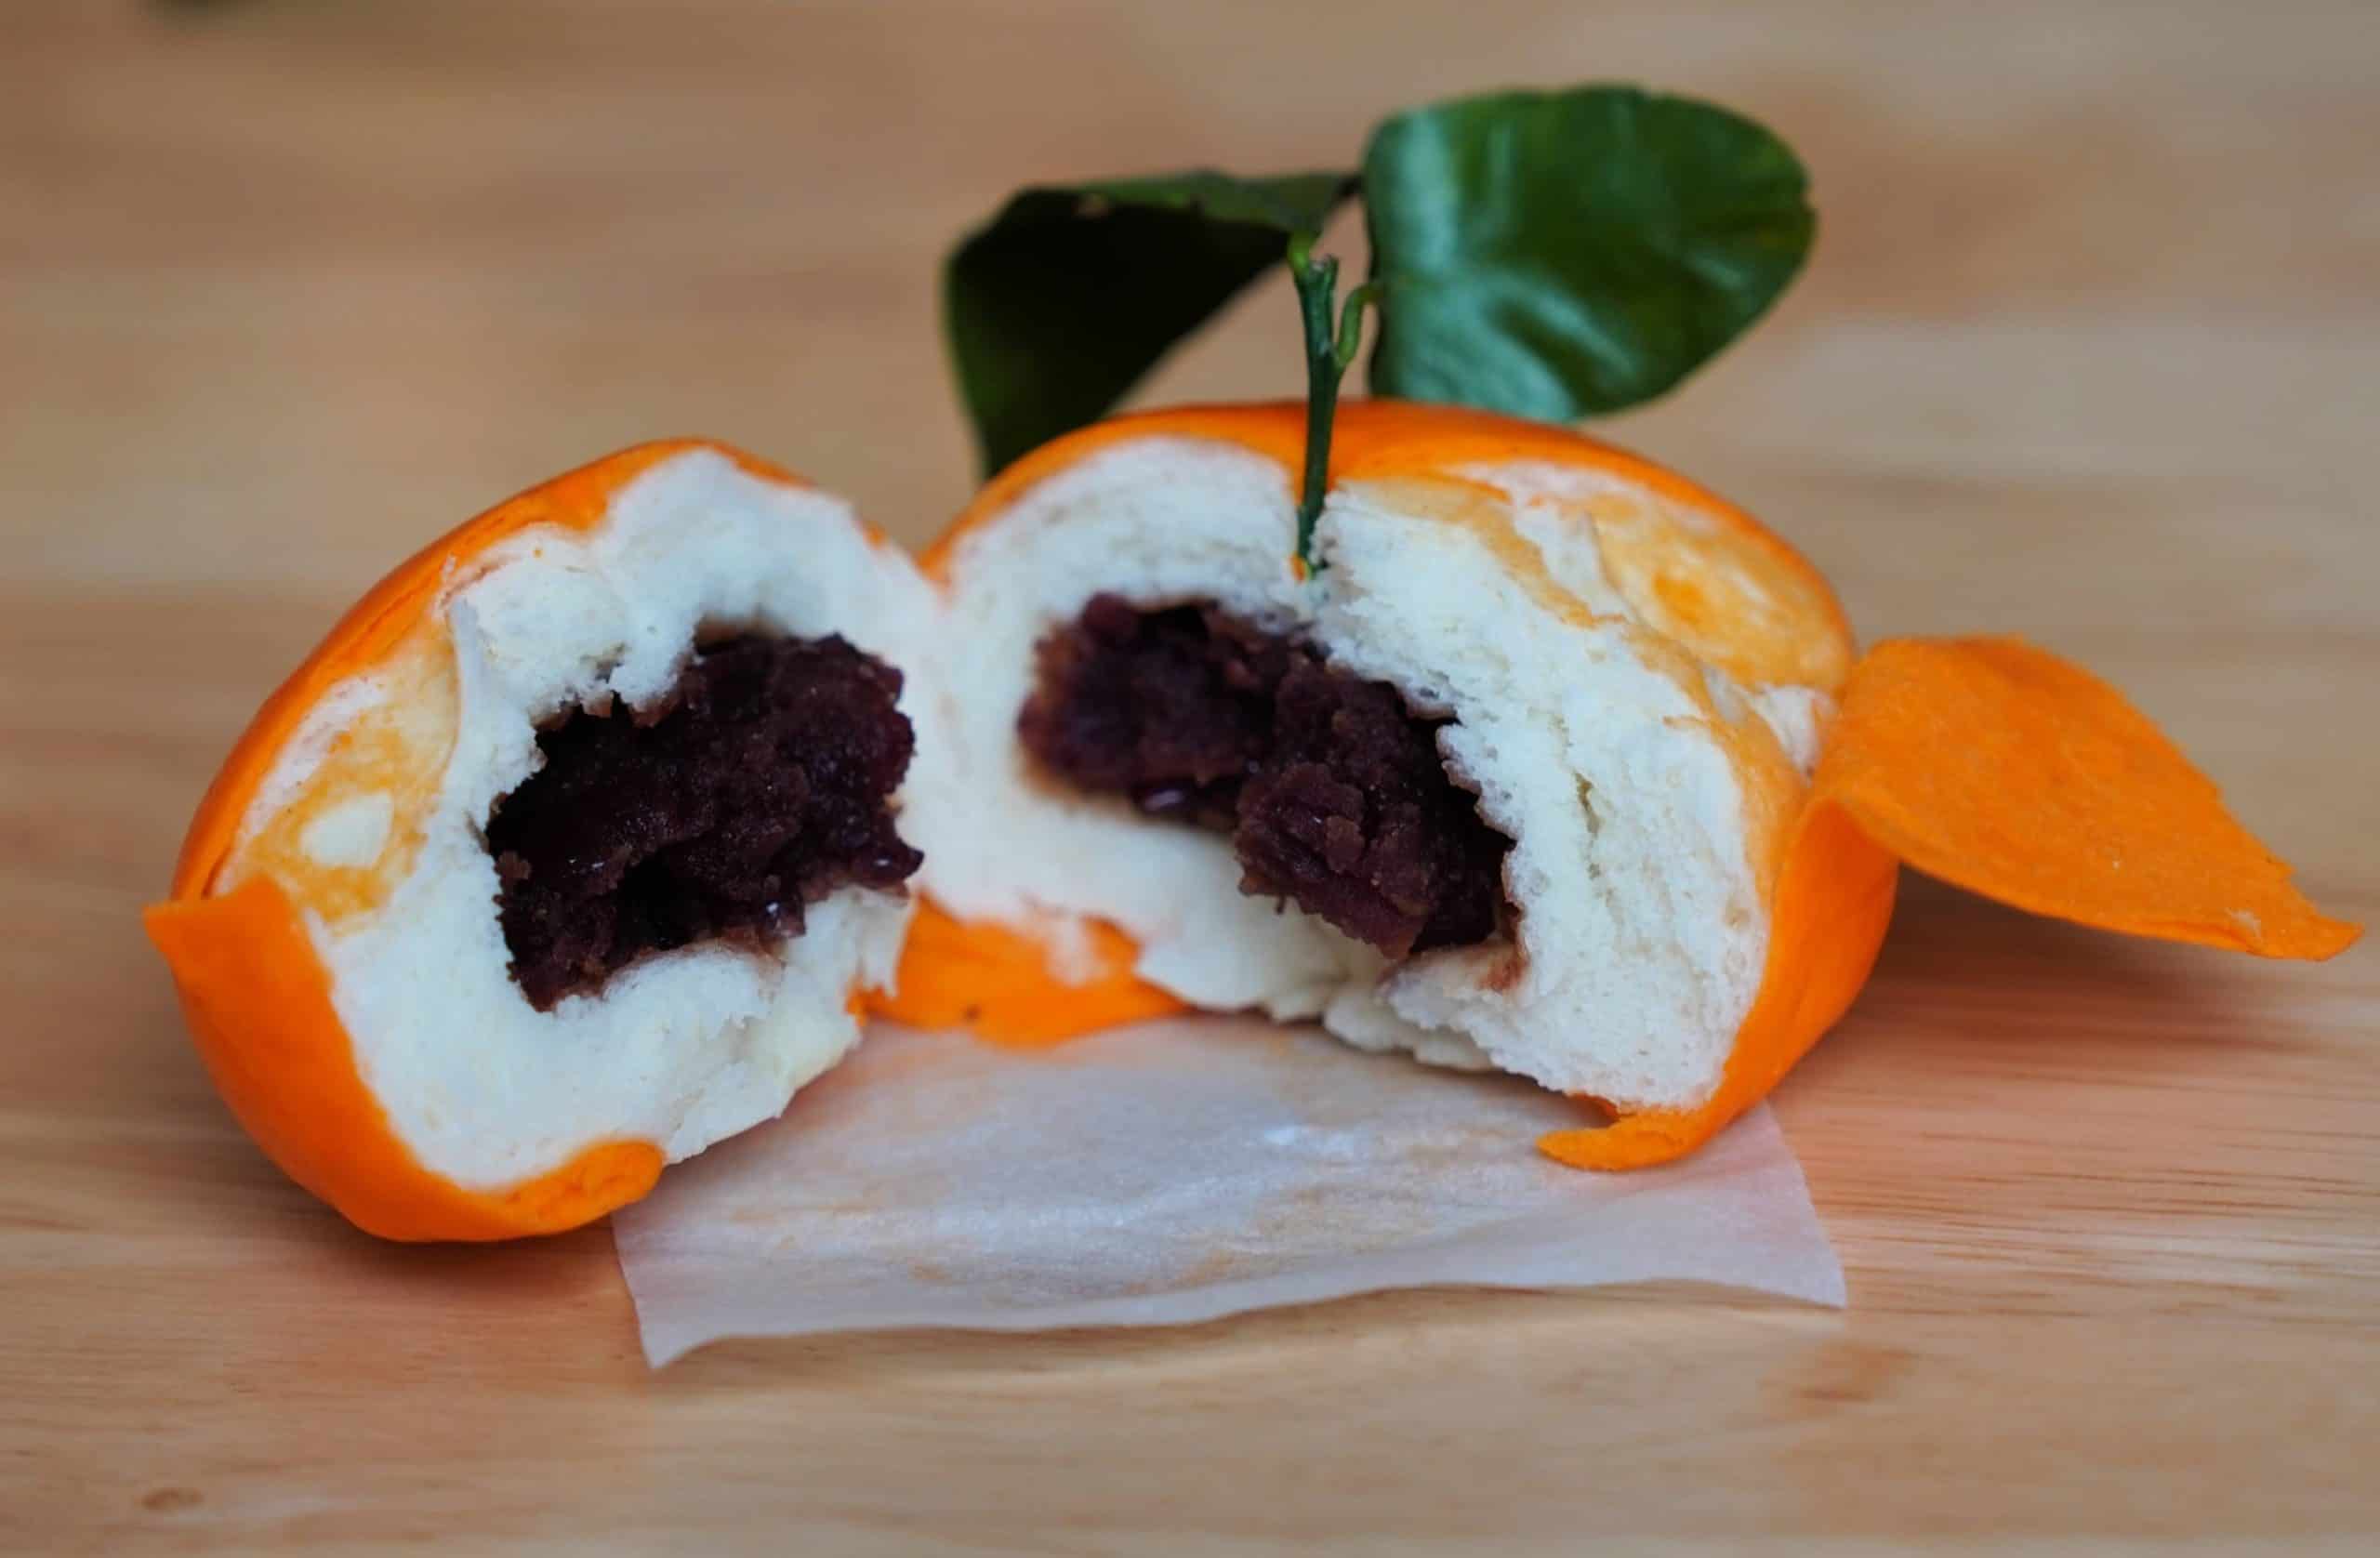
[1020,594,1511,958]
[487,634,920,1010]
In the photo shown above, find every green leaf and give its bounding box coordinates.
[945,171,1355,476]
[1362,86,1813,418]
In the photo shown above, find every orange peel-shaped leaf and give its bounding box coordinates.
[1817,636,2358,959]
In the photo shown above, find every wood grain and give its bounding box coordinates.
[4,1,2375,1551]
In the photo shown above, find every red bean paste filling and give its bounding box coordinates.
[1019,594,1514,960]
[485,633,921,1010]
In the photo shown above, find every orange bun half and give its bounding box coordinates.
[882,402,2359,1169]
[148,441,937,1239]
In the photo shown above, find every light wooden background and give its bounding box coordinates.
[5,1,2376,1551]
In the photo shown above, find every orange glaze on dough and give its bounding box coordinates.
[892,403,2360,1168]
[145,440,848,1241]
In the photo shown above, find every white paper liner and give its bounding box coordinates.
[614,1019,1844,1366]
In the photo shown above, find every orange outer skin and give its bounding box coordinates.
[1538,797,1899,1169]
[881,402,2361,1169]
[146,879,665,1241]
[144,439,819,1241]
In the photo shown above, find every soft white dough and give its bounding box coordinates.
[911,438,1799,1114]
[238,448,941,1190]
[1311,486,1766,1104]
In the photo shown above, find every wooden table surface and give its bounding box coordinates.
[6,1,2376,1551]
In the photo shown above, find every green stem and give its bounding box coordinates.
[1286,237,1373,576]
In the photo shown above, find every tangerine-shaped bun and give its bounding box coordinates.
[896,402,1856,1115]
[147,442,940,1239]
